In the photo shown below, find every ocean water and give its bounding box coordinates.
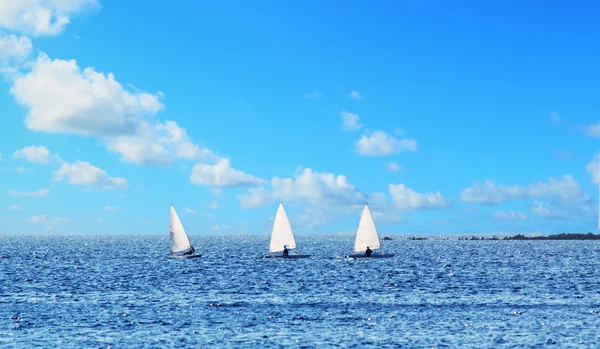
[1,235,600,348]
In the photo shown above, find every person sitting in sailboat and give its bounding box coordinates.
[283,245,289,256]
[365,246,372,257]
[183,246,195,256]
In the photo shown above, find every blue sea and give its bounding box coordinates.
[1,235,600,348]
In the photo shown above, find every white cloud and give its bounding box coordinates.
[348,90,363,101]
[96,218,105,222]
[460,175,590,205]
[386,162,404,173]
[0,33,32,61]
[13,145,51,163]
[238,167,366,209]
[7,188,50,197]
[355,131,418,156]
[208,201,219,209]
[304,90,322,98]
[15,166,27,173]
[103,205,120,211]
[55,160,128,189]
[9,205,21,210]
[212,188,223,197]
[586,153,600,185]
[204,213,215,219]
[11,54,162,134]
[493,210,527,221]
[212,223,231,231]
[585,122,600,137]
[388,184,450,211]
[27,215,68,224]
[340,111,362,131]
[549,112,561,126]
[530,201,566,220]
[530,200,594,221]
[183,208,197,214]
[0,0,99,36]
[190,158,265,187]
[10,54,216,166]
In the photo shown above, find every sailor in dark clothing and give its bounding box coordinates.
[283,245,289,256]
[183,246,195,255]
[365,246,372,257]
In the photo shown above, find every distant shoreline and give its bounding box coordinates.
[457,233,600,241]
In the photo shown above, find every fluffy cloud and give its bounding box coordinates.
[103,205,120,211]
[386,162,404,173]
[13,145,51,163]
[586,153,600,185]
[340,111,362,131]
[7,188,50,197]
[55,160,128,189]
[530,201,567,220]
[10,54,216,165]
[0,0,99,36]
[28,215,68,224]
[208,201,219,209]
[530,200,594,221]
[183,208,197,214]
[190,158,265,187]
[0,33,32,61]
[105,120,217,165]
[460,175,590,205]
[388,184,450,211]
[15,166,27,173]
[493,210,527,221]
[355,131,418,156]
[9,205,21,210]
[238,167,367,209]
[585,122,600,137]
[348,90,363,101]
[11,54,162,135]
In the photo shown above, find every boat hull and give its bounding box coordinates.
[264,254,311,259]
[170,253,202,259]
[344,253,395,259]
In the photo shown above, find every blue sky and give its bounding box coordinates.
[1,1,600,235]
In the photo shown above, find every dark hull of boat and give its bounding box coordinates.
[264,254,311,259]
[344,253,395,259]
[170,254,202,259]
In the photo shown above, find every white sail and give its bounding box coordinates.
[269,203,297,253]
[353,204,381,252]
[169,204,192,253]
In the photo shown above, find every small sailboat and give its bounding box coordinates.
[264,203,310,259]
[169,204,201,258]
[345,204,394,259]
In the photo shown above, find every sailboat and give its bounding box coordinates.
[264,203,310,259]
[345,204,394,259]
[169,204,201,258]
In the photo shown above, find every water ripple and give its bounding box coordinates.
[1,236,599,348]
